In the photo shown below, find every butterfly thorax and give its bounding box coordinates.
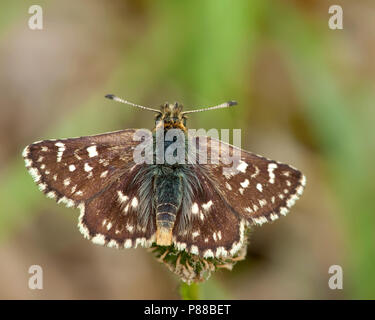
[155,102,187,132]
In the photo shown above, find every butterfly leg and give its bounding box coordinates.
[157,248,170,262]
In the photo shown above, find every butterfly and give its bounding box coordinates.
[23,95,306,259]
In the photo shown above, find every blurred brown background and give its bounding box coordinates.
[0,0,374,299]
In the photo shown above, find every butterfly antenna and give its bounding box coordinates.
[181,100,237,115]
[105,94,162,114]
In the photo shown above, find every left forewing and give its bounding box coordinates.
[23,129,140,207]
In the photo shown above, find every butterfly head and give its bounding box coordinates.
[105,95,238,132]
[155,102,187,131]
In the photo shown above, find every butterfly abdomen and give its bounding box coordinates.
[154,171,182,246]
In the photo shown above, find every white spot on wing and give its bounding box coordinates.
[176,242,187,251]
[22,146,30,158]
[92,234,106,245]
[216,246,228,258]
[29,167,41,182]
[131,197,138,208]
[99,159,109,166]
[191,203,199,214]
[124,203,129,213]
[87,145,98,158]
[240,179,250,188]
[217,231,222,240]
[192,231,199,239]
[287,195,298,208]
[57,196,74,208]
[259,199,267,207]
[190,245,199,255]
[200,211,204,221]
[69,164,76,172]
[100,170,108,178]
[236,160,248,173]
[202,200,213,211]
[117,191,129,203]
[38,183,47,191]
[256,183,263,192]
[135,238,146,248]
[124,239,132,248]
[270,213,279,221]
[267,163,278,184]
[296,185,304,196]
[252,216,268,225]
[107,240,119,248]
[24,158,32,167]
[47,191,56,199]
[280,207,288,216]
[55,142,65,162]
[203,249,214,258]
[84,163,93,172]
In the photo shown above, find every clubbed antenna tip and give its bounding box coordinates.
[105,94,115,100]
[182,100,238,115]
[104,94,161,113]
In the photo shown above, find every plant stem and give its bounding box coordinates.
[179,282,200,300]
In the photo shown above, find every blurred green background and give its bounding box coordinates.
[0,0,374,299]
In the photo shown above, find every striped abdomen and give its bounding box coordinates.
[156,203,178,245]
[154,172,182,246]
